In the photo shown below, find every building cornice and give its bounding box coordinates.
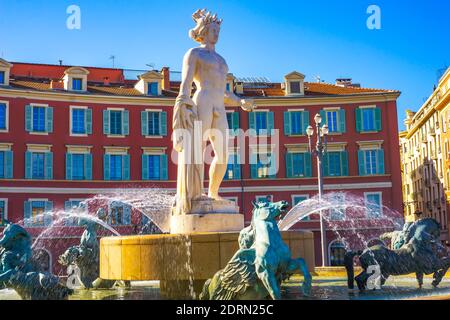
[0,87,400,107]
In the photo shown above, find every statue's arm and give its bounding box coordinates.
[224,91,256,112]
[178,49,197,101]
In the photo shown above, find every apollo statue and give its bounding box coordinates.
[172,9,255,219]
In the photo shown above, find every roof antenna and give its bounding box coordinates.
[59,60,63,66]
[109,55,116,68]
[146,63,155,71]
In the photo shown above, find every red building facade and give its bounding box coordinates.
[0,60,403,272]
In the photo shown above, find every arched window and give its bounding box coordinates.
[329,241,346,266]
[32,249,52,273]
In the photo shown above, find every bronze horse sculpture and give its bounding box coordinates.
[200,200,312,300]
[345,218,449,291]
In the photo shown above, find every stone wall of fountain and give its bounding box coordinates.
[99,231,315,298]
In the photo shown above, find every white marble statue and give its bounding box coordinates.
[172,9,255,216]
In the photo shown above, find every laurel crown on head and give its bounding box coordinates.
[192,9,222,26]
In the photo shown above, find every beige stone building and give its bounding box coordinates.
[400,67,450,242]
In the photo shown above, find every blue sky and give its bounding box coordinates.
[0,0,449,130]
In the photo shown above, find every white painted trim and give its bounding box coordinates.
[0,143,12,151]
[26,144,52,152]
[142,147,167,155]
[145,108,163,112]
[0,198,8,221]
[287,108,306,112]
[104,146,129,155]
[0,100,9,132]
[0,182,393,195]
[359,105,377,109]
[28,198,49,202]
[66,145,92,154]
[107,107,125,111]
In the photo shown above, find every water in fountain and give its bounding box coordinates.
[279,192,405,253]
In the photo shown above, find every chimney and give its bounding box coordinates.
[235,81,244,95]
[103,77,110,86]
[335,78,361,88]
[161,67,170,91]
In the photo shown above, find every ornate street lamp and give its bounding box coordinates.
[307,113,329,267]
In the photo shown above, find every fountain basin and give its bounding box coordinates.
[99,231,315,298]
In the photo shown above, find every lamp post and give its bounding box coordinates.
[306,114,329,267]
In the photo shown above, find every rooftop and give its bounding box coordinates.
[3,61,399,98]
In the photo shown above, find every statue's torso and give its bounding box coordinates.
[192,48,229,101]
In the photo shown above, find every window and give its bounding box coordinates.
[142,154,168,180]
[104,110,129,136]
[24,200,52,227]
[72,154,85,180]
[33,106,46,132]
[0,103,6,130]
[358,149,385,176]
[148,82,159,96]
[329,193,345,220]
[290,81,301,94]
[256,195,273,203]
[321,109,346,133]
[329,241,346,266]
[0,152,3,179]
[64,200,87,226]
[292,196,310,221]
[362,109,375,131]
[356,107,381,132]
[284,111,309,136]
[286,152,312,178]
[110,155,123,180]
[328,152,341,176]
[366,193,382,218]
[324,151,348,177]
[25,151,52,180]
[365,150,377,175]
[104,154,130,181]
[71,108,92,135]
[251,152,277,179]
[108,202,131,226]
[224,154,241,180]
[25,105,53,133]
[327,111,338,133]
[249,111,274,136]
[110,111,122,135]
[226,112,240,135]
[0,71,4,84]
[141,111,167,137]
[0,200,7,226]
[72,78,83,91]
[32,153,45,179]
[226,83,231,92]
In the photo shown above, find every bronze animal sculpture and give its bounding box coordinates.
[200,200,312,300]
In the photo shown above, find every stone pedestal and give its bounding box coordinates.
[170,197,244,233]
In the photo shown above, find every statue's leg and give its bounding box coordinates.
[257,267,281,300]
[287,258,312,296]
[207,110,229,200]
[416,272,424,289]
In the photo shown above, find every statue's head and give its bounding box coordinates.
[0,222,32,250]
[189,9,222,45]
[252,200,289,222]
